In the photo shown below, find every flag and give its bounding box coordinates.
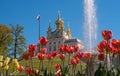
[37,14,40,21]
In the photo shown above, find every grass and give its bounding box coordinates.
[6,55,86,75]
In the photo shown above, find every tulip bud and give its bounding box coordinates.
[102,30,112,41]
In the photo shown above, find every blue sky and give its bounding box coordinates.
[0,0,120,46]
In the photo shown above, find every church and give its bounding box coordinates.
[46,11,84,53]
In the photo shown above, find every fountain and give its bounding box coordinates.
[83,0,98,75]
[83,0,97,53]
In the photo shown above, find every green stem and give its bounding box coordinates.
[41,60,43,71]
[80,61,82,74]
[30,57,33,70]
[50,60,53,73]
[68,54,71,65]
[39,60,41,75]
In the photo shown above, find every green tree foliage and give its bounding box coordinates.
[10,24,26,58]
[0,24,12,56]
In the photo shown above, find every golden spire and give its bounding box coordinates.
[67,22,71,35]
[55,11,64,29]
[48,20,52,32]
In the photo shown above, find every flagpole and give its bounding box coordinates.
[38,18,40,39]
[37,14,40,39]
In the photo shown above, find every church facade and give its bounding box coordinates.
[46,12,84,53]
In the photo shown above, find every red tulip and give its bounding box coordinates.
[46,54,53,60]
[54,64,60,70]
[64,45,73,54]
[59,45,65,53]
[26,68,32,74]
[98,53,105,61]
[108,46,118,54]
[71,58,77,65]
[18,66,24,72]
[55,72,61,76]
[27,44,37,53]
[73,45,79,52]
[28,52,35,58]
[97,41,107,53]
[38,36,48,46]
[37,53,45,60]
[23,53,30,60]
[59,54,65,61]
[112,39,120,49]
[75,52,84,59]
[102,30,112,40]
[84,53,92,59]
[50,51,58,57]
[75,57,80,64]
[40,48,47,54]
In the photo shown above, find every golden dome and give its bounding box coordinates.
[48,21,52,32]
[55,11,64,26]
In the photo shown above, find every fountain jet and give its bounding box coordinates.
[84,0,97,53]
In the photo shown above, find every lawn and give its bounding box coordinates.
[7,55,86,75]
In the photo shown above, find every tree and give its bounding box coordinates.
[10,24,26,58]
[0,24,13,56]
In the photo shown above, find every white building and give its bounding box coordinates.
[46,12,84,53]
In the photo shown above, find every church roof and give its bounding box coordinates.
[64,38,82,43]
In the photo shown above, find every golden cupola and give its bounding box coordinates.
[48,21,52,32]
[67,23,71,36]
[55,11,64,30]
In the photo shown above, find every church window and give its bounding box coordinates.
[49,47,51,51]
[49,42,51,45]
[54,42,56,44]
[54,46,56,51]
[58,41,60,44]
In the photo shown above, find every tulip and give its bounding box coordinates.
[0,55,3,61]
[59,45,65,53]
[46,54,53,60]
[102,30,112,40]
[40,48,47,54]
[38,36,48,46]
[50,51,58,58]
[98,53,105,61]
[4,57,10,66]
[108,46,118,54]
[75,52,84,59]
[18,66,24,72]
[112,39,120,48]
[26,67,32,74]
[97,41,107,53]
[27,44,37,53]
[73,45,79,53]
[28,52,35,58]
[37,52,45,60]
[71,58,77,65]
[84,53,92,59]
[4,65,9,70]
[55,72,61,76]
[59,54,65,61]
[23,53,30,60]
[54,64,60,71]
[0,62,3,67]
[75,57,80,64]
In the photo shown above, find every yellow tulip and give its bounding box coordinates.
[0,62,3,67]
[0,56,3,61]
[4,65,9,70]
[6,57,10,61]
[12,58,17,63]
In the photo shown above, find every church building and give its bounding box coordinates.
[46,11,84,53]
